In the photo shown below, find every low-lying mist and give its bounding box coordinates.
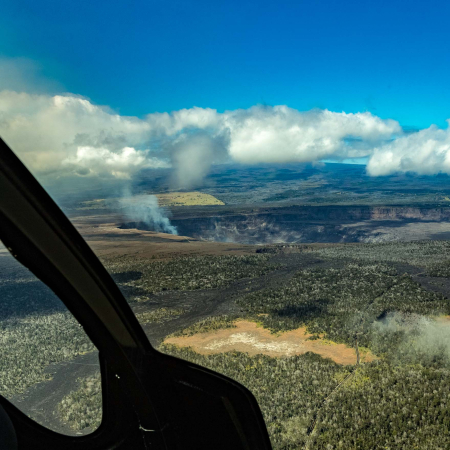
[372,312,450,367]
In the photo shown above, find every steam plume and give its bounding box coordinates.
[120,193,177,235]
[372,312,450,366]
[169,132,228,189]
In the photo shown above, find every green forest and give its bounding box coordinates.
[4,242,450,448]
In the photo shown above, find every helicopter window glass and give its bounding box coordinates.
[0,240,102,435]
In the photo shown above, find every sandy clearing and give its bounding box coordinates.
[165,320,376,365]
[437,315,450,322]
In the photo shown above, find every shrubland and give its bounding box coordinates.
[0,311,95,398]
[313,240,450,267]
[313,362,450,450]
[61,346,450,449]
[170,314,238,337]
[105,254,276,299]
[237,263,450,354]
[428,260,450,277]
[58,373,101,432]
[5,241,450,448]
[135,307,186,324]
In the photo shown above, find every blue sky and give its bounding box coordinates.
[2,0,450,129]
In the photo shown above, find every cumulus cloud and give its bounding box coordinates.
[0,91,154,177]
[0,87,409,185]
[367,122,450,176]
[146,107,220,136]
[224,106,400,164]
[5,56,450,182]
[63,146,170,178]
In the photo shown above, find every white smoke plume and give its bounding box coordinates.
[120,193,177,235]
[168,132,228,188]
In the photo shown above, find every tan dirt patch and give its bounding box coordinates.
[436,315,450,323]
[165,320,376,365]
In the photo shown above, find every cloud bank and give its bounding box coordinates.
[0,87,449,185]
[225,106,400,164]
[367,122,450,176]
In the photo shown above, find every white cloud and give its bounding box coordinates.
[223,106,400,164]
[63,146,170,179]
[0,89,407,184]
[0,91,153,176]
[5,56,450,182]
[367,122,450,176]
[147,107,220,136]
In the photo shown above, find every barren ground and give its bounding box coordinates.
[165,320,376,365]
[70,215,255,260]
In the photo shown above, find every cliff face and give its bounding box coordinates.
[121,205,450,244]
[367,207,450,221]
[169,205,450,222]
[172,206,450,230]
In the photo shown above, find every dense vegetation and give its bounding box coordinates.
[135,307,186,324]
[313,240,450,267]
[428,259,450,277]
[59,347,351,447]
[5,241,450,448]
[0,260,98,399]
[171,314,238,337]
[64,345,450,449]
[314,362,450,450]
[237,263,450,353]
[162,346,351,450]
[0,311,95,398]
[162,347,450,450]
[105,254,276,299]
[58,373,101,432]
